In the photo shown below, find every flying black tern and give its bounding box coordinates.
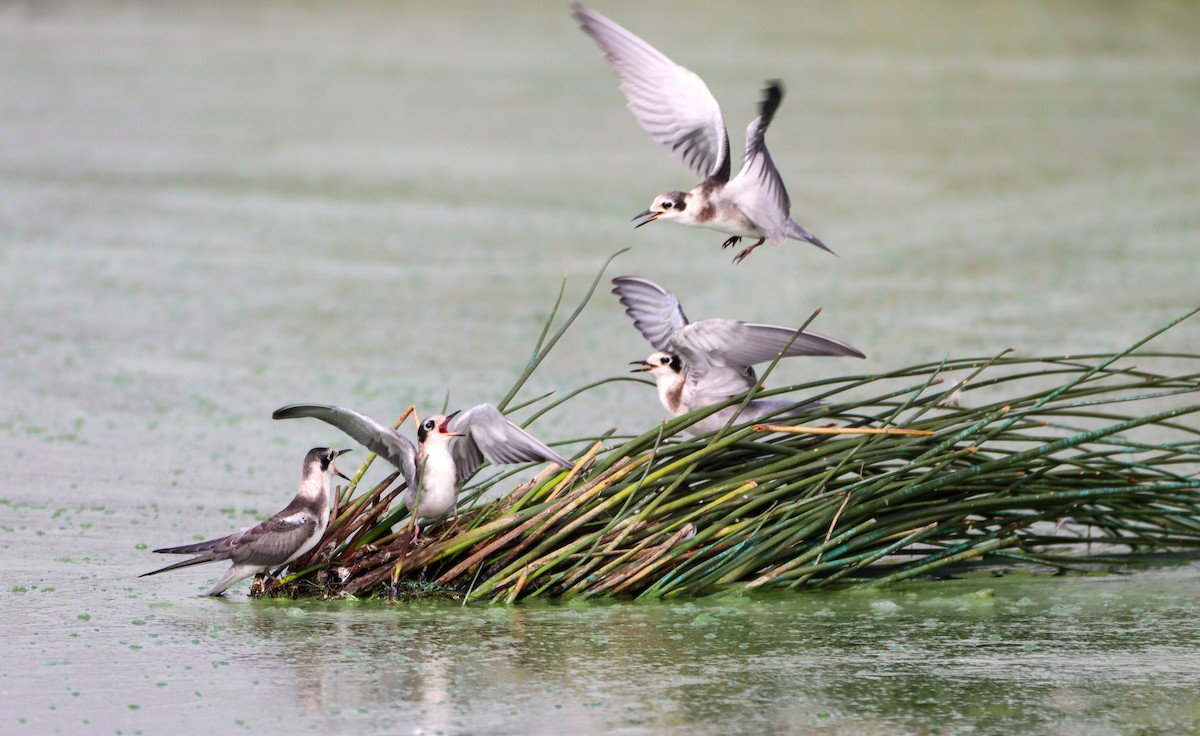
[140,447,351,596]
[614,276,865,434]
[574,4,833,263]
[272,403,574,535]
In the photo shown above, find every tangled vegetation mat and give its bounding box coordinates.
[258,265,1200,603]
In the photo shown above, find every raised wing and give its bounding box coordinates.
[224,512,320,568]
[675,319,865,372]
[723,81,792,243]
[573,4,731,181]
[272,403,418,489]
[612,276,690,352]
[449,404,575,481]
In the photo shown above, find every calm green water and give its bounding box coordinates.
[9,566,1200,734]
[2,1,1198,733]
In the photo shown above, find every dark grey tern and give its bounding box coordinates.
[140,447,351,596]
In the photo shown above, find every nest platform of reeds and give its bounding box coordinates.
[257,265,1200,603]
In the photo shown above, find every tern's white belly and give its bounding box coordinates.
[703,211,763,239]
[406,451,459,519]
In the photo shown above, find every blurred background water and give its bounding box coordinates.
[1,1,1198,733]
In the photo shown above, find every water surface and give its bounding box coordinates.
[2,1,1199,733]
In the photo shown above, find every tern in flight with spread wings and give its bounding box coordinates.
[140,447,351,596]
[272,403,574,535]
[614,276,865,435]
[574,4,833,263]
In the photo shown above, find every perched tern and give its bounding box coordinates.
[272,403,574,534]
[614,276,865,434]
[140,447,351,596]
[574,4,832,263]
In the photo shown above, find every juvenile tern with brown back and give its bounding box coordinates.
[574,4,833,263]
[140,447,351,596]
[614,276,865,434]
[272,403,574,536]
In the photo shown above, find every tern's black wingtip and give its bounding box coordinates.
[571,3,595,27]
[762,80,784,107]
[272,403,324,420]
[755,82,786,130]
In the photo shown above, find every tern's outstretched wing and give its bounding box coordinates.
[272,403,418,489]
[723,81,792,243]
[449,404,574,481]
[573,4,731,181]
[612,276,690,352]
[675,319,865,373]
[723,82,834,253]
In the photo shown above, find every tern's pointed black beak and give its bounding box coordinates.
[632,210,659,229]
[629,360,652,373]
[333,448,353,480]
[439,410,465,437]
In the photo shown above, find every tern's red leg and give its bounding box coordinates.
[733,238,767,264]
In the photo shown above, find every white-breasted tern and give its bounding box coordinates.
[574,4,833,263]
[614,276,865,434]
[271,403,574,535]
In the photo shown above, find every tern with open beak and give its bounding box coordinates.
[272,403,574,536]
[614,276,865,434]
[140,447,351,596]
[574,4,833,263]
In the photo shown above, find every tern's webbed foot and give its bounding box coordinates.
[732,238,767,264]
[721,236,742,250]
[249,573,270,597]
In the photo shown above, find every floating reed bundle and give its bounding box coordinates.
[260,266,1200,602]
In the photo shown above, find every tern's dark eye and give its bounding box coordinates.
[424,420,435,430]
[662,201,673,209]
[659,356,671,365]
